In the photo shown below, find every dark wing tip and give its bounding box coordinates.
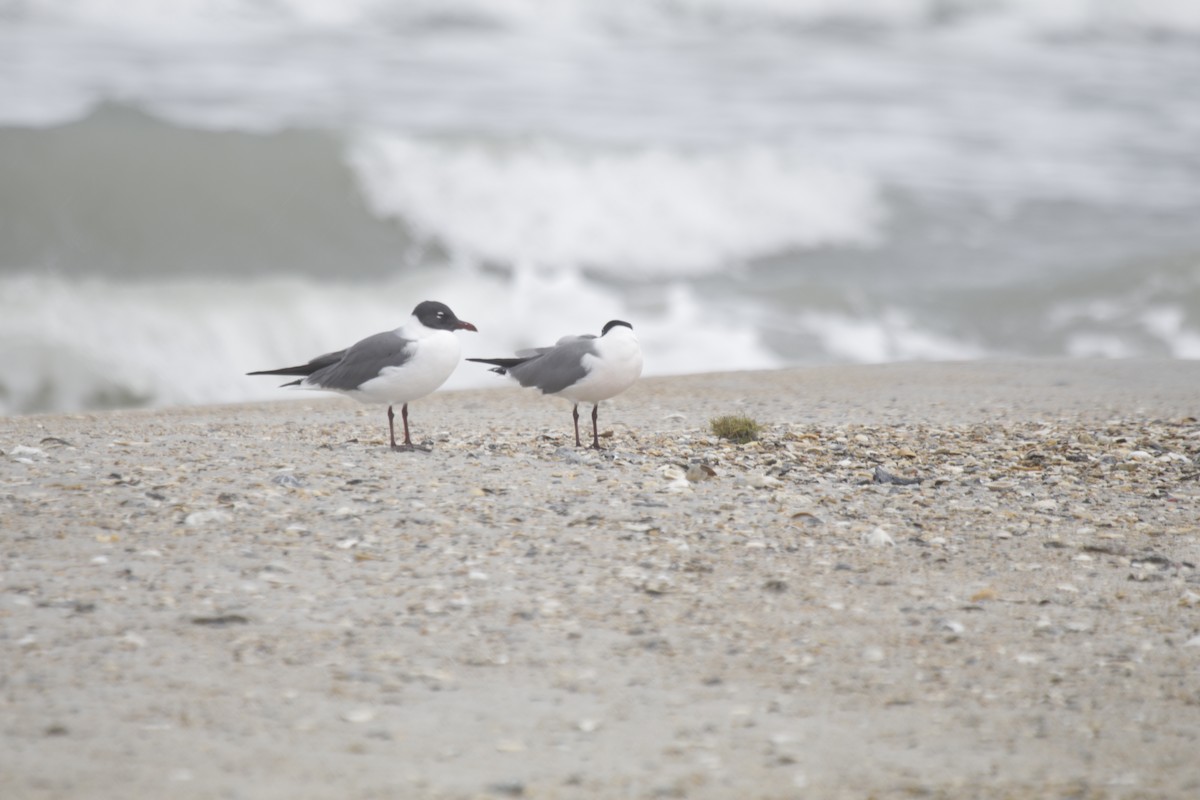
[246,364,316,377]
[468,356,527,376]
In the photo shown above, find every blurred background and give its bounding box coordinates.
[2,0,1199,414]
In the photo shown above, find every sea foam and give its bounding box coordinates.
[349,135,884,277]
[10,0,1200,37]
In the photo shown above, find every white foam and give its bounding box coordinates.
[1140,305,1200,358]
[6,263,1196,415]
[1048,290,1200,360]
[634,284,781,375]
[1065,333,1139,360]
[12,0,1200,36]
[792,309,986,363]
[349,135,884,277]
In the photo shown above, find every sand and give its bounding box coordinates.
[2,360,1199,799]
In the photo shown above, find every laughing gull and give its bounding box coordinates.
[467,320,643,449]
[248,300,477,451]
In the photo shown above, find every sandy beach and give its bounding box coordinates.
[2,360,1199,799]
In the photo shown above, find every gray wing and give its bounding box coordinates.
[515,334,595,358]
[307,331,416,391]
[507,336,598,395]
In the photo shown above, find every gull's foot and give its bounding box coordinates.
[391,442,432,453]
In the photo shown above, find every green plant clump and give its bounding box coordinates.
[710,415,761,444]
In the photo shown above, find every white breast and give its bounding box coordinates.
[557,326,643,404]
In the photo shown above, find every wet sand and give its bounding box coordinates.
[2,360,1199,799]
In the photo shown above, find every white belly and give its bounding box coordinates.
[557,335,643,405]
[350,331,461,405]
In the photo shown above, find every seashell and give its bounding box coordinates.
[184,509,231,526]
[862,527,895,547]
[341,707,376,724]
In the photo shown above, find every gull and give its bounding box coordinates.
[248,300,476,450]
[468,320,643,449]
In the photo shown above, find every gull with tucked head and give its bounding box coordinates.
[468,320,643,449]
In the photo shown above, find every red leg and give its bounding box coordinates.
[389,404,417,451]
[572,404,582,447]
[589,403,602,450]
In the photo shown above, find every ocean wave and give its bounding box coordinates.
[5,251,1197,415]
[0,105,883,280]
[349,134,884,278]
[6,0,1200,38]
[785,308,988,363]
[1047,263,1200,360]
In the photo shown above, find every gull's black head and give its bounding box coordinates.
[413,300,477,332]
[601,320,633,336]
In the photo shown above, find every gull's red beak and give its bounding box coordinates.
[458,320,478,332]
